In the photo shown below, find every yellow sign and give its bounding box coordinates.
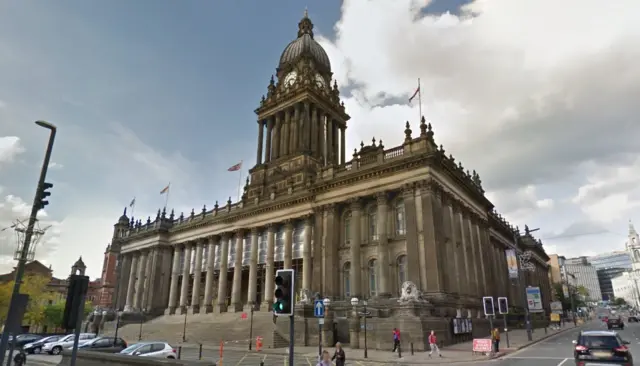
[550,313,560,322]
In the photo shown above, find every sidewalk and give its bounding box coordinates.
[178,324,580,364]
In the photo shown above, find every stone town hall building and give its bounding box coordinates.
[104,12,551,343]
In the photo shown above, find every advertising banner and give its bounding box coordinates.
[550,301,563,313]
[472,339,492,353]
[505,249,518,279]
[526,286,544,313]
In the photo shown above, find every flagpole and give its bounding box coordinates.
[236,161,243,202]
[417,78,422,121]
[164,183,171,210]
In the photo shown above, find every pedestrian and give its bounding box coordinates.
[332,342,346,366]
[428,330,442,358]
[392,328,401,353]
[316,350,332,366]
[491,327,501,353]
[13,347,26,366]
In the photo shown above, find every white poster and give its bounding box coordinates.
[526,286,544,313]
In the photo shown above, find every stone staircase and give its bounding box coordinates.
[102,311,281,348]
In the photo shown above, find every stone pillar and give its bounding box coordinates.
[327,119,334,164]
[282,110,290,156]
[141,248,155,310]
[465,216,481,297]
[133,250,148,310]
[231,230,244,312]
[473,221,488,297]
[203,237,217,313]
[190,240,204,313]
[178,243,192,314]
[322,204,338,297]
[402,185,421,288]
[256,120,264,165]
[247,228,259,309]
[166,245,181,314]
[349,198,362,298]
[312,209,324,293]
[340,127,346,164]
[302,216,313,292]
[349,309,361,349]
[420,183,446,294]
[376,192,391,297]
[283,220,293,269]
[124,253,139,312]
[273,113,281,160]
[292,105,299,152]
[333,123,339,165]
[310,107,318,157]
[265,119,273,163]
[216,234,231,313]
[263,225,276,309]
[447,204,461,295]
[117,254,132,310]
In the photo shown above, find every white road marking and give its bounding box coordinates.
[557,358,569,366]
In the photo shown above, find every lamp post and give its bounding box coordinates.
[101,311,107,336]
[0,120,57,365]
[248,306,254,350]
[350,297,369,358]
[513,227,539,342]
[319,298,330,357]
[182,304,189,342]
[114,311,123,344]
[138,308,146,341]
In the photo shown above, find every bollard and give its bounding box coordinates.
[398,343,402,358]
[199,343,203,359]
[544,327,547,335]
[260,362,264,366]
[410,342,414,355]
[177,346,182,360]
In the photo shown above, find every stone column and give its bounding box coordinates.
[291,106,299,152]
[230,230,244,312]
[124,253,139,312]
[216,234,231,313]
[465,216,481,296]
[263,225,276,309]
[322,204,338,297]
[283,220,294,269]
[473,221,488,297]
[310,107,318,157]
[376,192,391,297]
[457,210,471,297]
[340,127,346,164]
[117,254,132,310]
[190,240,204,313]
[312,209,324,292]
[273,113,281,160]
[133,250,148,310]
[402,185,421,288]
[302,216,313,292]
[447,205,461,295]
[327,119,334,164]
[349,198,362,298]
[420,183,446,294]
[203,237,217,313]
[141,249,155,310]
[178,243,192,315]
[282,110,290,156]
[265,119,273,163]
[166,245,182,315]
[256,120,264,165]
[333,123,339,165]
[247,228,259,309]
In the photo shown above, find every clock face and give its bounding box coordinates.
[284,71,297,86]
[315,73,326,88]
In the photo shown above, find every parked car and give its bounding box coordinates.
[608,317,625,330]
[119,342,176,359]
[23,335,63,354]
[42,333,96,355]
[74,337,127,353]
[629,316,639,323]
[10,334,42,348]
[573,330,633,365]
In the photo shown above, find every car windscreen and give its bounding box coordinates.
[121,344,143,354]
[581,335,620,349]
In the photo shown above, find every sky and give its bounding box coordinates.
[1,0,639,279]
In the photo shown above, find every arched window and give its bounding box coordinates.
[343,262,351,298]
[368,207,378,242]
[395,199,406,236]
[368,259,378,297]
[344,212,352,245]
[397,255,407,293]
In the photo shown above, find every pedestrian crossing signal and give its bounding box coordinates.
[482,296,495,317]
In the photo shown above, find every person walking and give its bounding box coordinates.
[428,330,442,358]
[491,327,501,353]
[316,350,332,366]
[332,342,346,366]
[392,328,401,353]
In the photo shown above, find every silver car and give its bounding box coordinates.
[120,342,176,359]
[42,333,96,355]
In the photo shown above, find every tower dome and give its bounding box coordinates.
[278,9,331,74]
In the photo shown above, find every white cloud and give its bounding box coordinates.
[0,136,25,165]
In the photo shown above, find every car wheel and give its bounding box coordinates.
[34,346,41,354]
[167,356,175,359]
[52,346,62,355]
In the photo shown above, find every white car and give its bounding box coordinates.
[120,342,176,359]
[42,333,96,355]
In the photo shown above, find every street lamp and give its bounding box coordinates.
[101,311,107,336]
[350,297,369,358]
[138,308,146,341]
[0,120,57,365]
[513,227,539,342]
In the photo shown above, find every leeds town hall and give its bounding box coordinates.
[103,13,552,348]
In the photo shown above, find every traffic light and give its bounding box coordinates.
[498,297,509,314]
[482,296,495,317]
[62,274,89,330]
[38,182,53,211]
[273,269,294,316]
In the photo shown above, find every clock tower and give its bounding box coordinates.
[247,10,350,201]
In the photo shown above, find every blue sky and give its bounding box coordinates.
[1,0,639,278]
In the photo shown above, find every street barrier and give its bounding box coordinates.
[472,338,492,355]
[58,349,215,365]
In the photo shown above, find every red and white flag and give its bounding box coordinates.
[409,84,420,103]
[228,162,242,172]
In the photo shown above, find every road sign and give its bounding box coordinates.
[314,300,325,317]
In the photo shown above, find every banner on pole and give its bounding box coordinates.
[505,249,518,279]
[526,287,544,313]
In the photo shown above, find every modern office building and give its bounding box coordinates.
[611,271,639,307]
[565,256,603,301]
[588,251,632,301]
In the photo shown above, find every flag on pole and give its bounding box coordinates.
[160,185,170,195]
[228,162,242,172]
[409,84,421,103]
[129,197,136,208]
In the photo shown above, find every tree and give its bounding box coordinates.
[576,285,590,299]
[613,297,627,306]
[553,282,585,310]
[43,301,93,329]
[0,274,55,327]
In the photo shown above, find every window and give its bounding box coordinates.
[368,259,378,297]
[275,227,285,262]
[178,250,185,273]
[395,199,406,236]
[368,207,378,242]
[343,262,351,298]
[293,221,304,259]
[242,233,252,267]
[228,235,237,268]
[213,244,221,270]
[258,232,267,264]
[190,246,196,274]
[397,255,407,293]
[202,244,209,270]
[344,212,352,244]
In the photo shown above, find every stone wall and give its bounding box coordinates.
[58,350,215,366]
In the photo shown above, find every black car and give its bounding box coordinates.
[10,334,42,348]
[23,335,63,354]
[608,317,625,330]
[629,316,639,323]
[573,331,633,365]
[77,337,127,353]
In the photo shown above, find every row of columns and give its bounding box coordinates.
[255,103,346,166]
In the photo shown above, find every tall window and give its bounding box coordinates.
[368,207,378,242]
[242,233,252,267]
[395,199,406,236]
[178,250,185,273]
[368,259,378,297]
[293,222,305,259]
[344,212,352,245]
[228,235,236,268]
[343,262,351,298]
[213,244,221,270]
[202,244,209,270]
[397,255,407,293]
[275,227,285,262]
[258,232,267,264]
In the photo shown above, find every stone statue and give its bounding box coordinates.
[298,288,312,304]
[398,281,424,303]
